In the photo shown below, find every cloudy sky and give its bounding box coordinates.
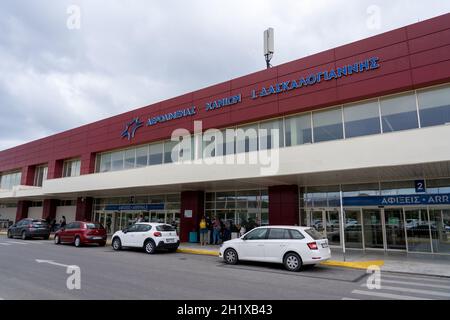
[0,0,449,151]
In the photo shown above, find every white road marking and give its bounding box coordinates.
[382,279,450,290]
[0,243,12,246]
[351,290,432,300]
[6,241,30,245]
[35,259,70,268]
[341,297,359,300]
[381,274,450,284]
[361,283,450,298]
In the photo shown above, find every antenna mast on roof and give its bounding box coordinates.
[264,28,274,69]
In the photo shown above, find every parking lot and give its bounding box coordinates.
[0,235,449,300]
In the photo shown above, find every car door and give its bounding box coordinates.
[121,224,139,247]
[60,222,73,242]
[238,228,269,261]
[69,222,82,243]
[133,224,152,247]
[264,228,294,263]
[11,220,22,236]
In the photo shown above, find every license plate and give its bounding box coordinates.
[321,243,328,248]
[93,236,103,240]
[166,238,175,243]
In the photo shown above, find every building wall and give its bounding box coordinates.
[27,207,43,220]
[0,13,449,178]
[55,206,77,223]
[0,207,17,222]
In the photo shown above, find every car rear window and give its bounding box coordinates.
[156,224,176,232]
[304,228,326,240]
[86,223,103,229]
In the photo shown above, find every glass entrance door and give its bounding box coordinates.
[363,209,384,249]
[326,210,340,245]
[429,209,450,254]
[310,211,325,233]
[344,209,363,249]
[404,208,431,252]
[384,209,406,250]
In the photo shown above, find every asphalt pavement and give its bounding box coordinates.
[0,235,448,300]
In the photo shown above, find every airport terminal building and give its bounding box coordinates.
[1,14,449,255]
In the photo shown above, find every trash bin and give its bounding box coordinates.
[189,231,198,243]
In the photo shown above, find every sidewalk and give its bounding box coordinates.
[178,243,450,277]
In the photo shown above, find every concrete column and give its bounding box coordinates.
[180,191,205,242]
[47,160,64,179]
[75,197,93,221]
[15,200,31,222]
[20,166,35,186]
[42,199,57,221]
[80,153,96,175]
[268,185,299,226]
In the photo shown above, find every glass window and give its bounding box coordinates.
[0,171,21,190]
[304,228,326,240]
[221,129,236,155]
[33,166,48,187]
[344,100,381,138]
[426,178,450,194]
[268,228,291,239]
[342,183,380,197]
[285,113,312,146]
[380,93,418,132]
[244,228,268,240]
[312,107,344,142]
[164,140,179,163]
[99,153,112,173]
[236,124,258,153]
[149,143,163,165]
[380,180,416,195]
[124,149,136,169]
[418,85,450,127]
[259,119,284,150]
[289,229,305,239]
[136,146,149,167]
[111,151,124,171]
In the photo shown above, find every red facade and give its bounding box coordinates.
[1,13,450,177]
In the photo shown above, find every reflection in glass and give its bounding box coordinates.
[363,209,383,249]
[405,209,431,252]
[384,209,406,250]
[344,100,381,138]
[285,113,312,146]
[326,210,340,245]
[344,210,363,248]
[312,107,344,142]
[429,209,450,254]
[418,85,450,127]
[380,93,418,132]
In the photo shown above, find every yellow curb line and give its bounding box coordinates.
[177,248,220,256]
[320,260,384,269]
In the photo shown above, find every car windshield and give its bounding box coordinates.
[304,228,326,240]
[86,223,103,229]
[156,225,175,231]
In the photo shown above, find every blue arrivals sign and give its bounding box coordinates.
[104,204,165,211]
[343,193,450,207]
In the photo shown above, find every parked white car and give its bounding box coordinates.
[111,223,179,254]
[219,226,331,272]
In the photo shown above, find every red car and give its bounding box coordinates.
[54,221,107,247]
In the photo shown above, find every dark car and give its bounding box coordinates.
[7,218,50,240]
[54,221,107,247]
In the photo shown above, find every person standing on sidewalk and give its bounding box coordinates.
[199,216,208,246]
[212,217,221,245]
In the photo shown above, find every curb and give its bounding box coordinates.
[175,248,385,270]
[177,248,220,256]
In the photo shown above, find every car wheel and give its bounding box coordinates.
[21,231,28,240]
[74,236,82,247]
[283,252,302,272]
[144,240,156,254]
[112,237,122,250]
[7,230,12,238]
[54,235,60,244]
[224,248,238,265]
